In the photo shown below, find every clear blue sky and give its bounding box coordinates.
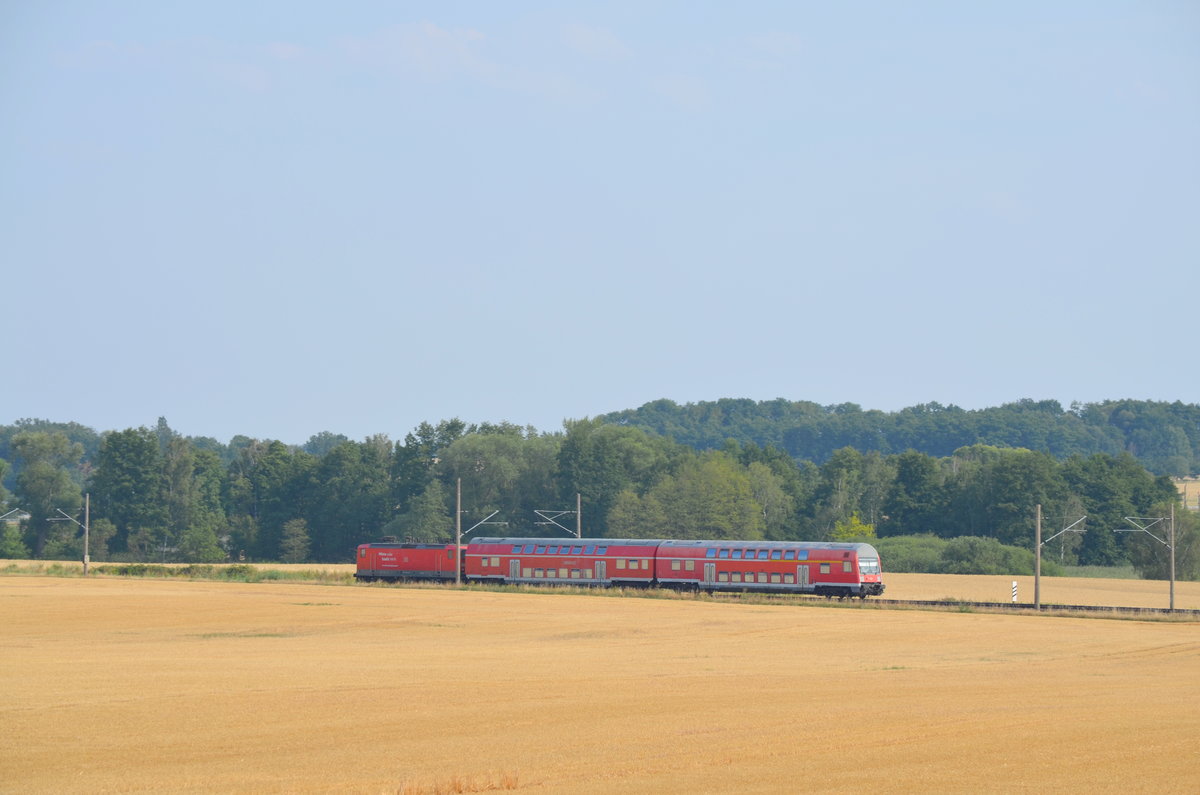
[4,2,1197,444]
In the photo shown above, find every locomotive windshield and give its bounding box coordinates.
[859,557,881,575]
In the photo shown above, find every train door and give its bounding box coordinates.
[797,565,810,587]
[595,561,606,582]
[704,562,716,586]
[509,559,521,581]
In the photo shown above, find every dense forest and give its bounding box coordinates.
[604,398,1200,476]
[0,398,1196,579]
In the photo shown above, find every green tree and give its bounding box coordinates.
[87,518,117,562]
[1126,504,1199,582]
[11,432,83,557]
[162,439,226,562]
[383,480,452,542]
[556,419,675,537]
[223,440,315,560]
[309,436,394,560]
[745,461,795,540]
[831,512,876,541]
[279,518,311,563]
[946,446,1067,547]
[392,420,468,517]
[0,521,31,558]
[883,451,947,537]
[621,452,765,540]
[0,456,10,508]
[1062,453,1175,566]
[807,448,867,538]
[90,427,165,558]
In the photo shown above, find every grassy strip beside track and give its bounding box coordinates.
[3,560,1196,621]
[0,560,355,585]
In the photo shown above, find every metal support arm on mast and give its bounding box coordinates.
[1117,506,1176,612]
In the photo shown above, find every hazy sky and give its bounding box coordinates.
[4,2,1197,444]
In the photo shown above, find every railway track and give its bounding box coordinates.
[812,595,1200,617]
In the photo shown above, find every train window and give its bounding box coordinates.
[447,549,454,559]
[757,550,769,560]
[584,545,595,555]
[770,550,782,561]
[718,573,729,582]
[616,559,626,570]
[522,567,532,578]
[783,550,795,560]
[731,573,742,583]
[671,560,682,571]
[536,546,546,554]
[572,546,583,554]
[491,557,500,567]
[843,561,853,573]
[570,569,580,578]
[523,544,535,554]
[534,569,543,578]
[584,569,593,579]
[732,550,743,560]
[797,550,808,561]
[642,560,650,570]
[359,548,366,558]
[685,560,695,571]
[758,573,768,583]
[784,574,795,584]
[512,545,522,553]
[860,558,880,575]
[547,546,558,554]
[705,548,717,558]
[719,549,730,559]
[770,574,781,584]
[559,568,568,578]
[820,563,831,575]
[596,546,607,554]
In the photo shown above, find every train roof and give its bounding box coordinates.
[468,537,880,557]
[659,539,877,550]
[470,537,662,546]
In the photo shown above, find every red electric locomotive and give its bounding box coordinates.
[354,542,463,582]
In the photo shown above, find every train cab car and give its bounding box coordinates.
[355,542,462,582]
[465,538,662,587]
[656,540,884,598]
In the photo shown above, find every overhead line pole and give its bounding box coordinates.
[456,479,462,585]
[1035,505,1041,610]
[51,493,91,576]
[1035,508,1086,612]
[1119,507,1176,612]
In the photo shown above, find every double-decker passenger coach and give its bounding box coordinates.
[655,540,884,597]
[466,538,660,587]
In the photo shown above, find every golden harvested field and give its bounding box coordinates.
[2,575,1199,794]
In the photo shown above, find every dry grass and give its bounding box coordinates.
[398,771,520,794]
[2,576,1199,793]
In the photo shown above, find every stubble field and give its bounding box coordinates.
[2,572,1198,793]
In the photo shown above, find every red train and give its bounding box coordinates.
[356,537,885,598]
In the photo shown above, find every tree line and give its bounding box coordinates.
[0,411,1195,579]
[604,398,1200,476]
